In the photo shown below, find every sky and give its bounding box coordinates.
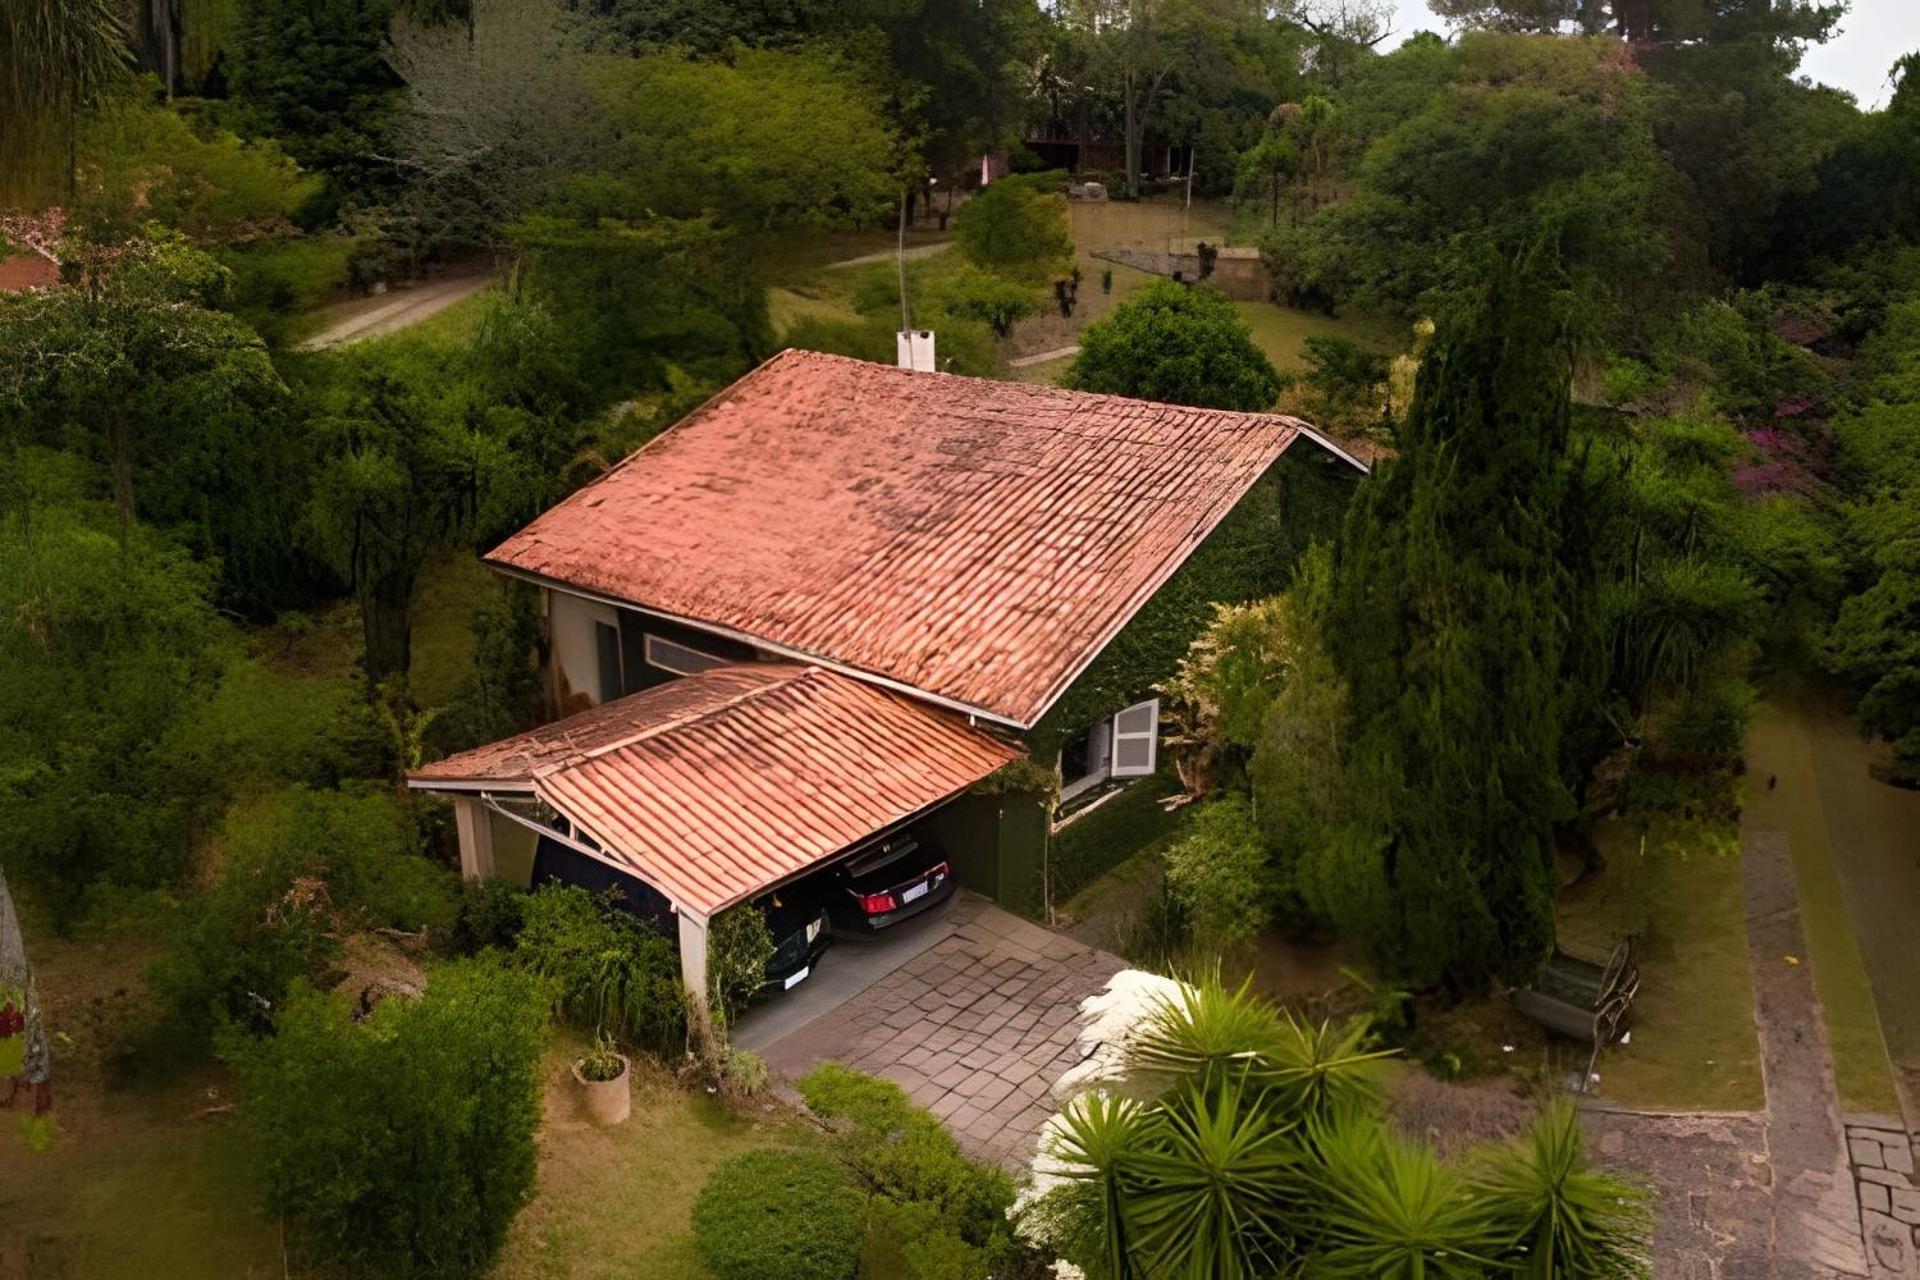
[1380,0,1920,109]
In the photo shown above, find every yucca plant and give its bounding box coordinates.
[1262,1008,1395,1125]
[1121,1077,1302,1280]
[1127,971,1287,1091]
[1128,972,1394,1124]
[1045,1091,1152,1280]
[1467,1099,1653,1278]
[1303,1117,1500,1279]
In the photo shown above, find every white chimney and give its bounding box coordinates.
[896,329,936,372]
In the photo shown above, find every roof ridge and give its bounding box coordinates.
[539,664,816,774]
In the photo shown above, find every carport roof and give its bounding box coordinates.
[410,664,1021,916]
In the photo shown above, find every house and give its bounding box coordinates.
[409,348,1366,1027]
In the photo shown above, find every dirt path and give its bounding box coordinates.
[822,241,952,270]
[299,269,494,350]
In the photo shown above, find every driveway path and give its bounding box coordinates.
[756,893,1124,1168]
[300,269,493,350]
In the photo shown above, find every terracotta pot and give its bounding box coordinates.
[571,1053,631,1126]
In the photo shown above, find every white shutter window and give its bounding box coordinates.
[1110,699,1159,777]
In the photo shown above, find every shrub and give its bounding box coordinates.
[1066,281,1282,411]
[512,883,685,1055]
[723,1047,770,1096]
[148,785,458,1041]
[953,180,1073,282]
[1469,1099,1652,1278]
[693,1150,867,1280]
[707,903,775,1030]
[226,958,548,1279]
[441,876,528,956]
[1162,794,1270,950]
[797,1064,1017,1250]
[860,1199,992,1280]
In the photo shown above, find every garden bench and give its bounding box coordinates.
[1512,937,1640,1091]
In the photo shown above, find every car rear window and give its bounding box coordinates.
[844,834,920,879]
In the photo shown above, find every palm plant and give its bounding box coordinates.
[1028,973,1652,1279]
[1128,972,1394,1123]
[1121,1079,1300,1279]
[0,0,129,201]
[1304,1117,1498,1279]
[1468,1100,1653,1279]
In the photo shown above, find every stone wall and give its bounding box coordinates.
[1091,244,1270,301]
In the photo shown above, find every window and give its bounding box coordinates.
[1110,698,1159,777]
[594,621,622,704]
[644,633,728,676]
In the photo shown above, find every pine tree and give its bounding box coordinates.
[1324,249,1577,990]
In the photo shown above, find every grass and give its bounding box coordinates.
[492,1053,816,1280]
[1049,774,1190,911]
[1556,822,1765,1111]
[411,550,500,710]
[1745,701,1902,1115]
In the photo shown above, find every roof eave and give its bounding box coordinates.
[479,560,1034,731]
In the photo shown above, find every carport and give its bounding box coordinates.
[408,662,1020,1039]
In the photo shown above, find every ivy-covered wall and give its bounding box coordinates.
[1025,440,1361,756]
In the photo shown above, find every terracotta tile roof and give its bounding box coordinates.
[411,665,798,784]
[411,664,1020,916]
[488,349,1333,726]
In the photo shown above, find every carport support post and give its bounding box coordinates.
[677,909,718,1058]
[452,796,496,880]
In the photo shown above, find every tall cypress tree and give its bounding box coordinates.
[1324,250,1577,990]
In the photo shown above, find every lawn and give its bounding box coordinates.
[1557,821,1765,1112]
[1744,700,1902,1115]
[3,885,802,1280]
[492,1054,816,1280]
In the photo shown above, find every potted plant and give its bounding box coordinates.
[572,1038,630,1126]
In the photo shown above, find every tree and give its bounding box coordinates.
[300,321,555,686]
[386,0,608,255]
[1050,0,1246,200]
[951,178,1073,282]
[1426,0,1839,43]
[0,0,129,202]
[584,46,899,233]
[1262,34,1683,327]
[0,231,293,581]
[1066,280,1281,411]
[225,0,402,198]
[1320,251,1578,989]
[227,958,548,1279]
[0,471,233,919]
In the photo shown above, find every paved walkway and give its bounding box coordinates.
[1746,823,1877,1277]
[1008,345,1080,369]
[757,893,1125,1167]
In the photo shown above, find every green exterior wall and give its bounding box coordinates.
[1026,441,1361,758]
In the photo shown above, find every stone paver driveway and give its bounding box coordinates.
[758,892,1125,1168]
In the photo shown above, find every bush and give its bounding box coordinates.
[1066,281,1282,411]
[953,180,1073,282]
[707,903,775,1030]
[1162,794,1270,950]
[512,883,685,1055]
[148,786,458,1041]
[441,876,528,956]
[226,958,548,1279]
[797,1064,1017,1251]
[693,1150,867,1280]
